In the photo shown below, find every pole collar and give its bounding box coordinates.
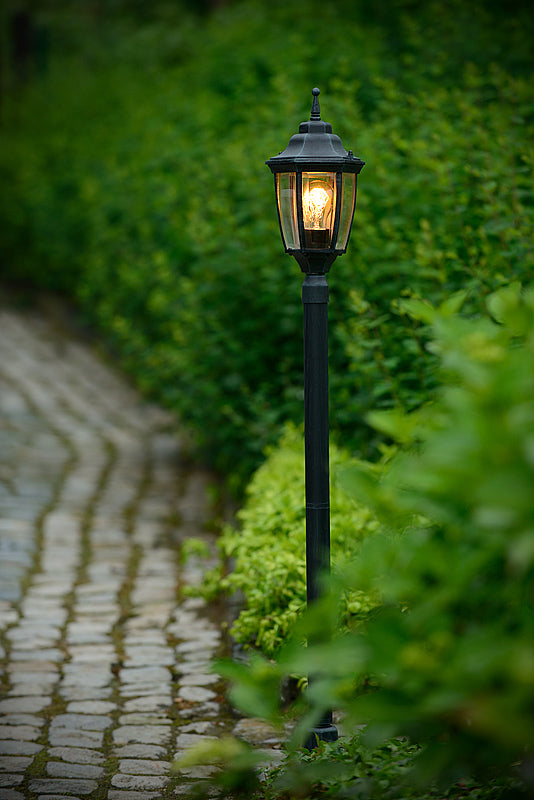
[302,274,329,304]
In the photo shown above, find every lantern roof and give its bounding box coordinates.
[266,88,364,173]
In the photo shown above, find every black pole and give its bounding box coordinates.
[302,273,338,749]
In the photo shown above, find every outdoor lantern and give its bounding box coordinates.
[266,87,364,750]
[266,88,364,274]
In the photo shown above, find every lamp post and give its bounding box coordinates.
[266,88,364,748]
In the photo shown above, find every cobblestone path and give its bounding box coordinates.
[0,301,280,799]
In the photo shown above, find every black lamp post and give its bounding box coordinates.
[266,88,364,748]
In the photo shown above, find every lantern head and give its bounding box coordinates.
[266,88,364,274]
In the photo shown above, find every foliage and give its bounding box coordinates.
[1,0,533,489]
[207,286,534,797]
[332,65,534,456]
[199,425,380,655]
[172,724,525,800]
[259,734,525,800]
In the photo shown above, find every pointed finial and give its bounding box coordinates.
[310,87,321,120]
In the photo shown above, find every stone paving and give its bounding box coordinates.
[0,299,281,799]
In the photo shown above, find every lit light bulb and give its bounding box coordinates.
[303,186,330,229]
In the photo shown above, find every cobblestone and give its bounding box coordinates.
[0,298,283,798]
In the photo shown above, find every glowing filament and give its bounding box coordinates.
[303,186,331,229]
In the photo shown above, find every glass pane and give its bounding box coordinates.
[337,173,356,250]
[276,173,299,250]
[302,172,336,249]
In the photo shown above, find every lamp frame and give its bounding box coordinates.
[266,88,364,274]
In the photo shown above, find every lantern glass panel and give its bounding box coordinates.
[276,172,299,250]
[302,172,336,249]
[337,173,357,251]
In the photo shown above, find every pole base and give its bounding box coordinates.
[303,723,339,751]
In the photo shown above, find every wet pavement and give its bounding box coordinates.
[0,298,282,799]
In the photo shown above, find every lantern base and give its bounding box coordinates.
[304,228,331,249]
[303,722,339,751]
[294,252,337,275]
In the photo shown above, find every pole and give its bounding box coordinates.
[302,272,338,749]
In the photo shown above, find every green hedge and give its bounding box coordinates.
[200,425,381,655]
[212,284,534,797]
[1,0,533,489]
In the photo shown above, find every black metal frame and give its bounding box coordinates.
[266,87,364,275]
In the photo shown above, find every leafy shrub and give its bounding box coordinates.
[264,734,524,800]
[214,284,534,795]
[175,729,524,800]
[330,64,534,458]
[200,425,380,655]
